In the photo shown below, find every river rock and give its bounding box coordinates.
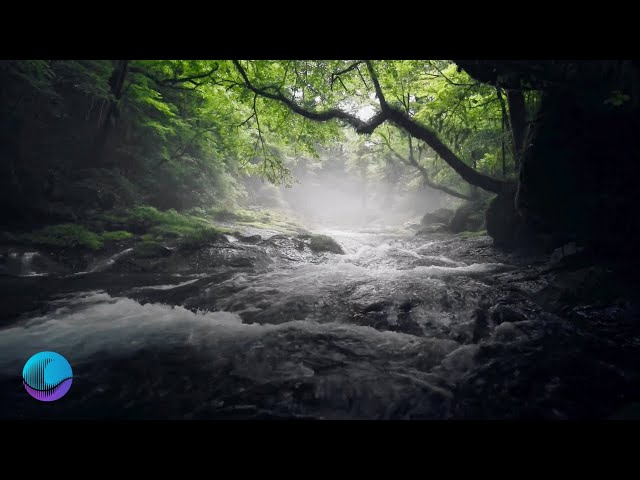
[415,223,449,235]
[492,322,525,342]
[449,201,485,233]
[489,305,526,325]
[550,242,584,264]
[421,208,454,226]
[471,308,490,343]
[235,234,262,244]
[132,241,173,259]
[306,234,344,254]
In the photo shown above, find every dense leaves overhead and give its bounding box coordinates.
[0,59,533,223]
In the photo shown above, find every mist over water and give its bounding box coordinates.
[244,154,450,229]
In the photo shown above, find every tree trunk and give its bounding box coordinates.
[93,60,130,164]
[495,87,508,177]
[506,84,527,171]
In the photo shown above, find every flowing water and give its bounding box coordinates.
[2,226,640,419]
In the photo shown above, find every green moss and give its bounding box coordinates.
[100,230,133,242]
[99,205,228,243]
[26,224,103,250]
[178,227,226,248]
[210,207,259,223]
[308,234,344,254]
[456,229,488,239]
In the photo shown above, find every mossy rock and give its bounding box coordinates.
[308,234,344,254]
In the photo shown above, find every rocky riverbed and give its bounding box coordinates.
[2,224,640,419]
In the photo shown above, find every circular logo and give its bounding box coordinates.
[22,351,73,402]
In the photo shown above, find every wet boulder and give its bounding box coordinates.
[492,322,525,342]
[132,241,173,259]
[550,242,584,264]
[471,308,490,343]
[489,305,527,325]
[421,208,454,226]
[306,234,344,254]
[415,223,449,235]
[234,233,262,244]
[449,201,486,233]
[532,266,623,311]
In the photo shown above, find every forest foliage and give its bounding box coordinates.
[0,59,533,226]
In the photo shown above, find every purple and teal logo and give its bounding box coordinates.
[22,351,73,402]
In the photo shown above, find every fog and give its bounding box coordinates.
[242,152,453,229]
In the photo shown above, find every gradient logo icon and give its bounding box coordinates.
[22,351,73,401]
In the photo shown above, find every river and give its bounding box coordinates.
[2,225,640,419]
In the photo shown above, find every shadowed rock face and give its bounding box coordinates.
[483,92,640,258]
[457,60,640,262]
[517,92,640,260]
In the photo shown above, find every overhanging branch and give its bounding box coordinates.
[377,132,472,200]
[232,60,512,194]
[233,60,385,134]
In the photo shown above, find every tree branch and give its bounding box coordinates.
[330,61,364,90]
[378,132,472,200]
[233,60,385,134]
[364,61,387,107]
[427,61,479,87]
[232,60,511,194]
[130,65,219,90]
[363,61,509,193]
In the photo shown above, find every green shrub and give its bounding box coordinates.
[27,224,103,250]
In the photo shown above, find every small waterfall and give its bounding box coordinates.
[6,251,44,276]
[89,248,134,273]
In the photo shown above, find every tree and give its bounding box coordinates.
[227,60,513,194]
